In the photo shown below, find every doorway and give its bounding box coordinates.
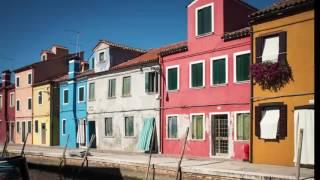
[88,121,96,148]
[211,114,229,157]
[22,121,26,143]
[41,123,46,145]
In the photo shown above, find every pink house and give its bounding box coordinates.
[160,0,256,160]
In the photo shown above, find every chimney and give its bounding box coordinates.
[68,59,80,79]
[51,45,69,57]
[2,70,11,88]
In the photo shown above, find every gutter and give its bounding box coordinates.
[249,26,254,163]
[158,55,163,154]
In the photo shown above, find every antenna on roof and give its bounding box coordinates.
[65,29,81,58]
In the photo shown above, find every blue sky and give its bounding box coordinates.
[0,0,277,74]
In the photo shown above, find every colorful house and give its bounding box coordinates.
[160,0,256,160]
[59,59,91,148]
[13,45,78,144]
[87,40,180,152]
[32,78,61,146]
[0,70,15,143]
[249,0,314,166]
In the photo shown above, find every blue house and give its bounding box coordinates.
[59,58,92,148]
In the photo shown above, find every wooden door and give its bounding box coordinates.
[41,123,46,145]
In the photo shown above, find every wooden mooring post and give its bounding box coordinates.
[81,134,96,168]
[145,120,156,180]
[175,127,189,180]
[296,129,304,180]
[1,135,9,158]
[59,134,70,169]
[21,133,29,157]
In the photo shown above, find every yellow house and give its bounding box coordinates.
[32,80,60,146]
[249,0,314,166]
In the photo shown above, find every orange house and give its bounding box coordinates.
[249,0,314,166]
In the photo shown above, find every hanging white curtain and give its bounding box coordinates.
[76,120,86,145]
[262,36,279,63]
[260,109,280,139]
[294,109,314,165]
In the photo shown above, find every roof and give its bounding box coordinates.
[249,0,314,24]
[187,0,257,10]
[111,41,188,70]
[222,27,250,41]
[93,39,146,53]
[14,52,83,73]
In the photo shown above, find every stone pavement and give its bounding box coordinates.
[1,144,314,180]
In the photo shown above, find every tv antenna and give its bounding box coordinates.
[65,29,80,57]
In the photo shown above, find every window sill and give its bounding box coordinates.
[88,99,96,102]
[210,83,228,88]
[146,92,158,95]
[123,136,136,139]
[104,136,114,138]
[190,86,205,89]
[196,32,214,39]
[189,139,205,142]
[99,60,106,63]
[166,138,180,141]
[122,95,132,98]
[107,97,116,99]
[167,89,179,93]
[234,139,249,142]
[234,80,250,85]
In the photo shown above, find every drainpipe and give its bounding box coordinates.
[249,26,254,163]
[158,55,163,154]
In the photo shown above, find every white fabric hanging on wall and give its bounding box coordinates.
[260,109,280,139]
[294,109,314,165]
[262,36,279,63]
[76,120,86,145]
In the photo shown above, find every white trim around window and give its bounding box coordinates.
[9,92,14,107]
[190,113,206,141]
[233,111,250,141]
[166,114,179,140]
[189,60,205,88]
[166,65,180,91]
[195,3,214,37]
[16,99,20,111]
[63,89,69,105]
[210,55,228,86]
[27,97,32,110]
[15,76,20,87]
[62,119,66,135]
[38,91,43,105]
[27,73,32,85]
[0,95,2,110]
[233,50,251,83]
[77,86,85,103]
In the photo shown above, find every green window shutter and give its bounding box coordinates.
[237,113,250,140]
[168,116,178,138]
[125,116,134,136]
[237,114,244,140]
[145,72,150,92]
[191,63,203,87]
[123,77,131,96]
[236,54,250,82]
[168,68,178,90]
[192,115,203,139]
[89,83,95,100]
[111,79,116,97]
[197,6,212,35]
[213,59,226,85]
[243,113,250,140]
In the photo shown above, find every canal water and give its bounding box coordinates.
[27,163,141,180]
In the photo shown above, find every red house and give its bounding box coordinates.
[0,70,15,144]
[160,0,256,160]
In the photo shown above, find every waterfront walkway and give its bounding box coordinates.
[1,144,314,180]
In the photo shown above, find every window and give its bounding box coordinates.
[235,113,250,140]
[10,93,14,107]
[92,58,95,69]
[124,116,134,137]
[16,100,20,111]
[17,122,20,133]
[78,87,85,102]
[105,117,113,136]
[88,83,95,101]
[0,95,2,110]
[191,114,204,140]
[145,72,158,93]
[167,116,178,139]
[234,51,250,82]
[211,56,227,85]
[35,120,39,133]
[28,121,32,133]
[255,103,287,140]
[190,61,205,88]
[42,55,47,61]
[256,32,287,64]
[28,73,32,85]
[167,66,179,91]
[63,89,69,104]
[62,119,66,135]
[38,91,43,105]
[99,52,105,62]
[108,79,116,98]
[196,4,213,36]
[122,76,131,97]
[28,98,32,110]
[16,77,20,87]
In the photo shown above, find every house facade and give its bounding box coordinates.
[13,45,79,144]
[0,70,15,144]
[59,59,91,148]
[32,80,60,146]
[87,43,182,152]
[249,0,314,166]
[160,0,256,160]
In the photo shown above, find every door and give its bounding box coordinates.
[88,121,96,148]
[41,123,46,145]
[10,122,14,142]
[22,122,26,143]
[211,114,229,156]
